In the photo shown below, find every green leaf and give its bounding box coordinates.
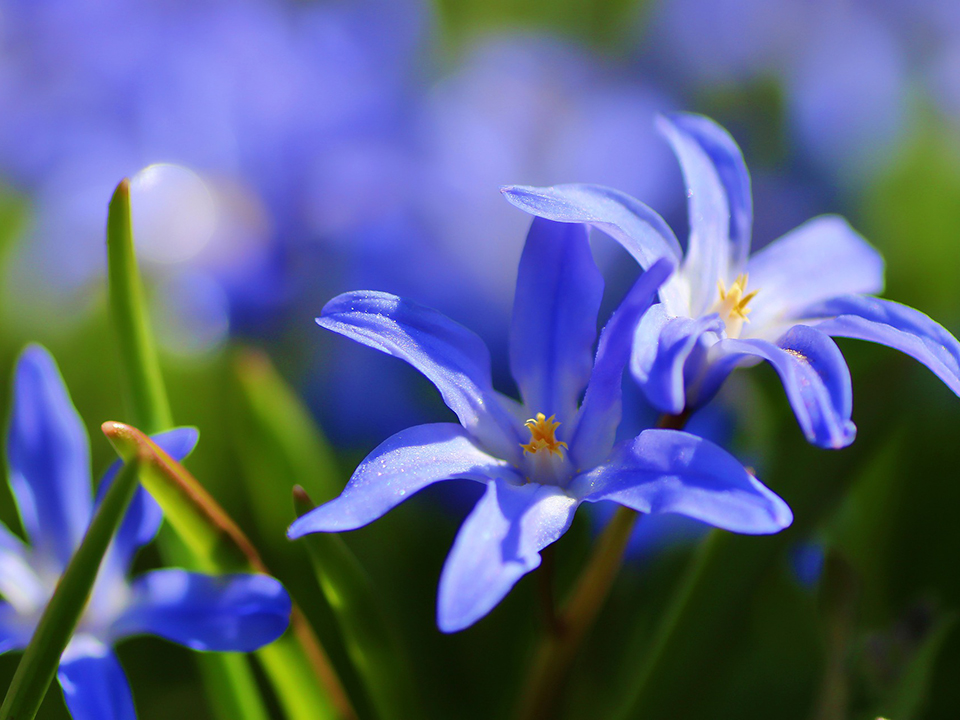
[294,488,422,720]
[0,456,142,720]
[102,421,353,720]
[106,178,173,434]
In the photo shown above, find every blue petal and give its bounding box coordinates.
[0,601,35,655]
[317,291,521,461]
[95,428,200,573]
[570,258,674,468]
[630,306,724,415]
[58,637,135,720]
[804,295,960,395]
[111,570,291,652]
[510,218,604,424]
[661,113,753,272]
[287,423,520,538]
[658,114,745,314]
[699,327,856,448]
[500,184,687,312]
[437,479,578,633]
[6,344,91,569]
[746,216,884,332]
[573,429,792,534]
[0,536,48,618]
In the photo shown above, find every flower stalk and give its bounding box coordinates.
[516,505,640,720]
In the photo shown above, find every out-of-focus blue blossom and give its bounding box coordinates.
[1,345,291,719]
[790,540,826,590]
[290,217,792,632]
[413,33,678,317]
[503,113,960,449]
[0,0,427,343]
[645,0,910,184]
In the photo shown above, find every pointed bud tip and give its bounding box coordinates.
[292,486,315,516]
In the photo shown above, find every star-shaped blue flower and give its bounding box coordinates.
[1,345,291,720]
[289,216,792,633]
[502,113,960,448]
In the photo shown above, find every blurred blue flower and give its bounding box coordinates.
[503,113,960,448]
[789,540,826,590]
[290,217,792,632]
[2,345,291,720]
[0,0,427,342]
[644,0,910,184]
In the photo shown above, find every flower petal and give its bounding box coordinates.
[746,216,884,332]
[573,429,792,534]
[500,184,687,312]
[437,479,578,633]
[630,306,724,415]
[658,113,746,314]
[660,113,753,272]
[0,601,35,655]
[6,344,91,569]
[58,636,135,720]
[287,423,520,538]
[699,327,856,448]
[570,258,674,468]
[317,291,521,460]
[803,295,960,395]
[510,218,604,423]
[95,428,200,572]
[111,570,291,652]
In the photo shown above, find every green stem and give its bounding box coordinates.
[515,506,640,720]
[106,179,172,432]
[0,458,142,720]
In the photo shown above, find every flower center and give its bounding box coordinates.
[710,273,758,339]
[521,413,568,456]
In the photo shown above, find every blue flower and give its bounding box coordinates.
[289,217,792,633]
[2,345,291,720]
[502,113,960,448]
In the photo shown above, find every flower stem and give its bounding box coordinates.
[515,506,640,720]
[537,543,561,636]
[515,411,690,720]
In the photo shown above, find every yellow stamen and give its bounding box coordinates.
[521,413,568,456]
[711,274,759,339]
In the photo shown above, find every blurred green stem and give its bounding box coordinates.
[618,529,719,719]
[810,551,859,720]
[294,487,422,720]
[0,458,142,720]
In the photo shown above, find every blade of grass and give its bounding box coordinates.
[106,179,172,432]
[231,347,421,720]
[0,457,142,720]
